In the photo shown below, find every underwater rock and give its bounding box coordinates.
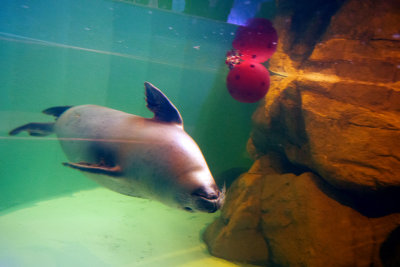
[203,172,269,264]
[251,0,400,195]
[251,77,400,198]
[205,0,400,265]
[204,156,400,266]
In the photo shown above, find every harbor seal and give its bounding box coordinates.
[9,82,224,213]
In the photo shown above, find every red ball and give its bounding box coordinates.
[233,18,278,63]
[226,61,270,103]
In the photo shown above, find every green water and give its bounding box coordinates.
[0,0,257,266]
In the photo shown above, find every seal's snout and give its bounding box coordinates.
[192,186,218,200]
[191,185,225,213]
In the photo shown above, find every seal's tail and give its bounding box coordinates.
[9,122,55,136]
[8,106,73,137]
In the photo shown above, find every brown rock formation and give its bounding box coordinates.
[254,0,400,194]
[204,0,400,265]
[204,156,400,266]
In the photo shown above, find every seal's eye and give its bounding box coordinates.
[192,186,218,200]
[184,207,193,212]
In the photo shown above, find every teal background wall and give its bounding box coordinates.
[0,0,257,210]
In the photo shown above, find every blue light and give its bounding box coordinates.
[227,0,271,26]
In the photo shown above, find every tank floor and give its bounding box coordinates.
[0,188,238,267]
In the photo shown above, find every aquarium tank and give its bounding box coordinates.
[1,0,400,266]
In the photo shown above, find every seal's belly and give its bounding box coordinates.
[54,105,161,198]
[54,105,128,162]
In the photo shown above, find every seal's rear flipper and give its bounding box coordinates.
[43,106,73,118]
[63,162,122,177]
[9,122,55,136]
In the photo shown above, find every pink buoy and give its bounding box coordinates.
[232,18,278,63]
[226,61,270,103]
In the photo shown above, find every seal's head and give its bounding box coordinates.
[171,169,225,213]
[141,82,225,212]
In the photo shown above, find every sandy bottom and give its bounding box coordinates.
[0,188,238,267]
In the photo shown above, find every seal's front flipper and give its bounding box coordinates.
[9,122,54,136]
[63,162,122,177]
[144,82,183,125]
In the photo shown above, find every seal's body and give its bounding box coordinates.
[10,82,224,213]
